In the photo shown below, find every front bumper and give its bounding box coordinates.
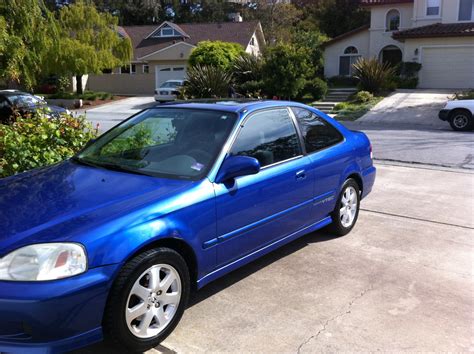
[0,263,121,353]
[438,109,450,121]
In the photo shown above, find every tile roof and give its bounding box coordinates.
[120,21,261,61]
[393,22,474,39]
[360,0,413,5]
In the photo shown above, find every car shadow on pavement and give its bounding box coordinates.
[188,229,341,308]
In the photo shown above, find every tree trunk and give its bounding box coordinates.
[76,74,83,95]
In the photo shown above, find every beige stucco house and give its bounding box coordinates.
[86,21,265,95]
[323,0,474,88]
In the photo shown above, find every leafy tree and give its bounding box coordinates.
[291,30,327,76]
[57,1,132,94]
[262,44,310,99]
[0,0,59,90]
[189,41,245,71]
[315,0,369,38]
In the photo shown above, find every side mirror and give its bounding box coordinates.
[216,155,260,184]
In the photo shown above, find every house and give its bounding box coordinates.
[86,21,265,95]
[323,0,474,89]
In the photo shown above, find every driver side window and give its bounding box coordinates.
[230,108,302,167]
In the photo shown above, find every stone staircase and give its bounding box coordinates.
[313,88,357,114]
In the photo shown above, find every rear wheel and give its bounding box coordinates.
[327,179,360,236]
[103,248,190,352]
[449,109,473,131]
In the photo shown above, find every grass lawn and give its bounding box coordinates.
[331,96,384,121]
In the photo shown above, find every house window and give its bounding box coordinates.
[386,9,400,31]
[339,47,361,76]
[161,27,174,36]
[426,0,440,16]
[250,37,255,46]
[102,68,112,74]
[130,64,136,74]
[143,64,149,74]
[458,0,474,21]
[120,65,130,74]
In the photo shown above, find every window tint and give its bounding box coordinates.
[230,108,302,167]
[291,107,343,153]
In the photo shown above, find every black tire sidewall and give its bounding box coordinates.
[103,248,190,352]
[331,179,361,236]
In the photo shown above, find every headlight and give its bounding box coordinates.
[0,243,87,281]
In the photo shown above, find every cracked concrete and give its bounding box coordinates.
[296,286,373,353]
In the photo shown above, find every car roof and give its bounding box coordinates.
[155,99,310,114]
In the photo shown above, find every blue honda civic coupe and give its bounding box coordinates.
[0,100,375,353]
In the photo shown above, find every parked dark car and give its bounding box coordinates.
[0,90,69,124]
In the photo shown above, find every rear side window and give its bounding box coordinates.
[291,107,343,153]
[230,108,302,167]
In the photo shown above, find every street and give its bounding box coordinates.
[74,96,474,353]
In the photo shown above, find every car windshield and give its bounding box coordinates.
[160,81,181,88]
[8,94,44,108]
[75,108,237,180]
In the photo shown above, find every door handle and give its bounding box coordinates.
[296,170,306,180]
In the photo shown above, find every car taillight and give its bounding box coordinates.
[370,144,373,160]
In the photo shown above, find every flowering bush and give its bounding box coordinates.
[0,113,97,178]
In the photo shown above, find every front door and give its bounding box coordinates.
[214,108,314,266]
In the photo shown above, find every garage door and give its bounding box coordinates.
[419,46,474,89]
[155,65,187,89]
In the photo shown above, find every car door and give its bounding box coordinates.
[291,107,350,221]
[214,107,314,266]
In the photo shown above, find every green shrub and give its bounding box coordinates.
[0,113,96,178]
[232,53,263,85]
[303,77,328,100]
[189,41,245,71]
[262,44,310,99]
[183,64,232,98]
[400,62,422,77]
[397,77,418,89]
[238,80,265,98]
[354,90,374,103]
[353,57,396,94]
[454,90,474,100]
[327,75,359,87]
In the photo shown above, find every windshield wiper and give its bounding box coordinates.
[71,156,154,177]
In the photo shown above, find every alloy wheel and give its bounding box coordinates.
[340,186,358,228]
[125,264,182,339]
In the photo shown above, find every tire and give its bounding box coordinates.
[327,179,361,236]
[449,109,473,131]
[103,248,190,352]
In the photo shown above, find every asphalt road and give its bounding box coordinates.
[73,94,474,353]
[341,90,474,170]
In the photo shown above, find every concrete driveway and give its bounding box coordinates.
[77,96,156,132]
[74,163,474,353]
[343,90,474,169]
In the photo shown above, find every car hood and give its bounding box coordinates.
[0,160,195,255]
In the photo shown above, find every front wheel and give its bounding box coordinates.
[103,248,190,352]
[449,109,473,131]
[327,179,360,236]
